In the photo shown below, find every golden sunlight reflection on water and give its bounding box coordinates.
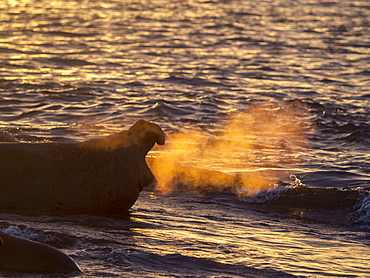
[1,0,369,277]
[131,208,370,277]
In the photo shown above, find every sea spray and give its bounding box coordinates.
[2,226,39,241]
[149,102,311,197]
[351,192,370,225]
[241,174,306,203]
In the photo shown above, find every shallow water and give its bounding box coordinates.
[0,0,370,277]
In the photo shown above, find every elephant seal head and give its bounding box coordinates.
[129,120,165,155]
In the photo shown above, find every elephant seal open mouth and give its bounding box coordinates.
[0,120,165,214]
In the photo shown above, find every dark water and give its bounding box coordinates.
[0,0,370,277]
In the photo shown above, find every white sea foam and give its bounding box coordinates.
[2,226,38,240]
[1,226,60,243]
[242,174,304,203]
[352,193,370,225]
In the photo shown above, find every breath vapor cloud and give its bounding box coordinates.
[149,101,310,196]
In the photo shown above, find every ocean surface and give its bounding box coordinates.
[0,0,370,277]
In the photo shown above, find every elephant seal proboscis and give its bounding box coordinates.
[0,230,82,275]
[0,120,165,214]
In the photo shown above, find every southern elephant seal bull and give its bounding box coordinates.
[0,120,165,214]
[0,230,81,274]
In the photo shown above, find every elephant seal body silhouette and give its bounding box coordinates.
[0,120,165,214]
[0,230,81,274]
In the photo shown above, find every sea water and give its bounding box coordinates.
[0,0,369,277]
